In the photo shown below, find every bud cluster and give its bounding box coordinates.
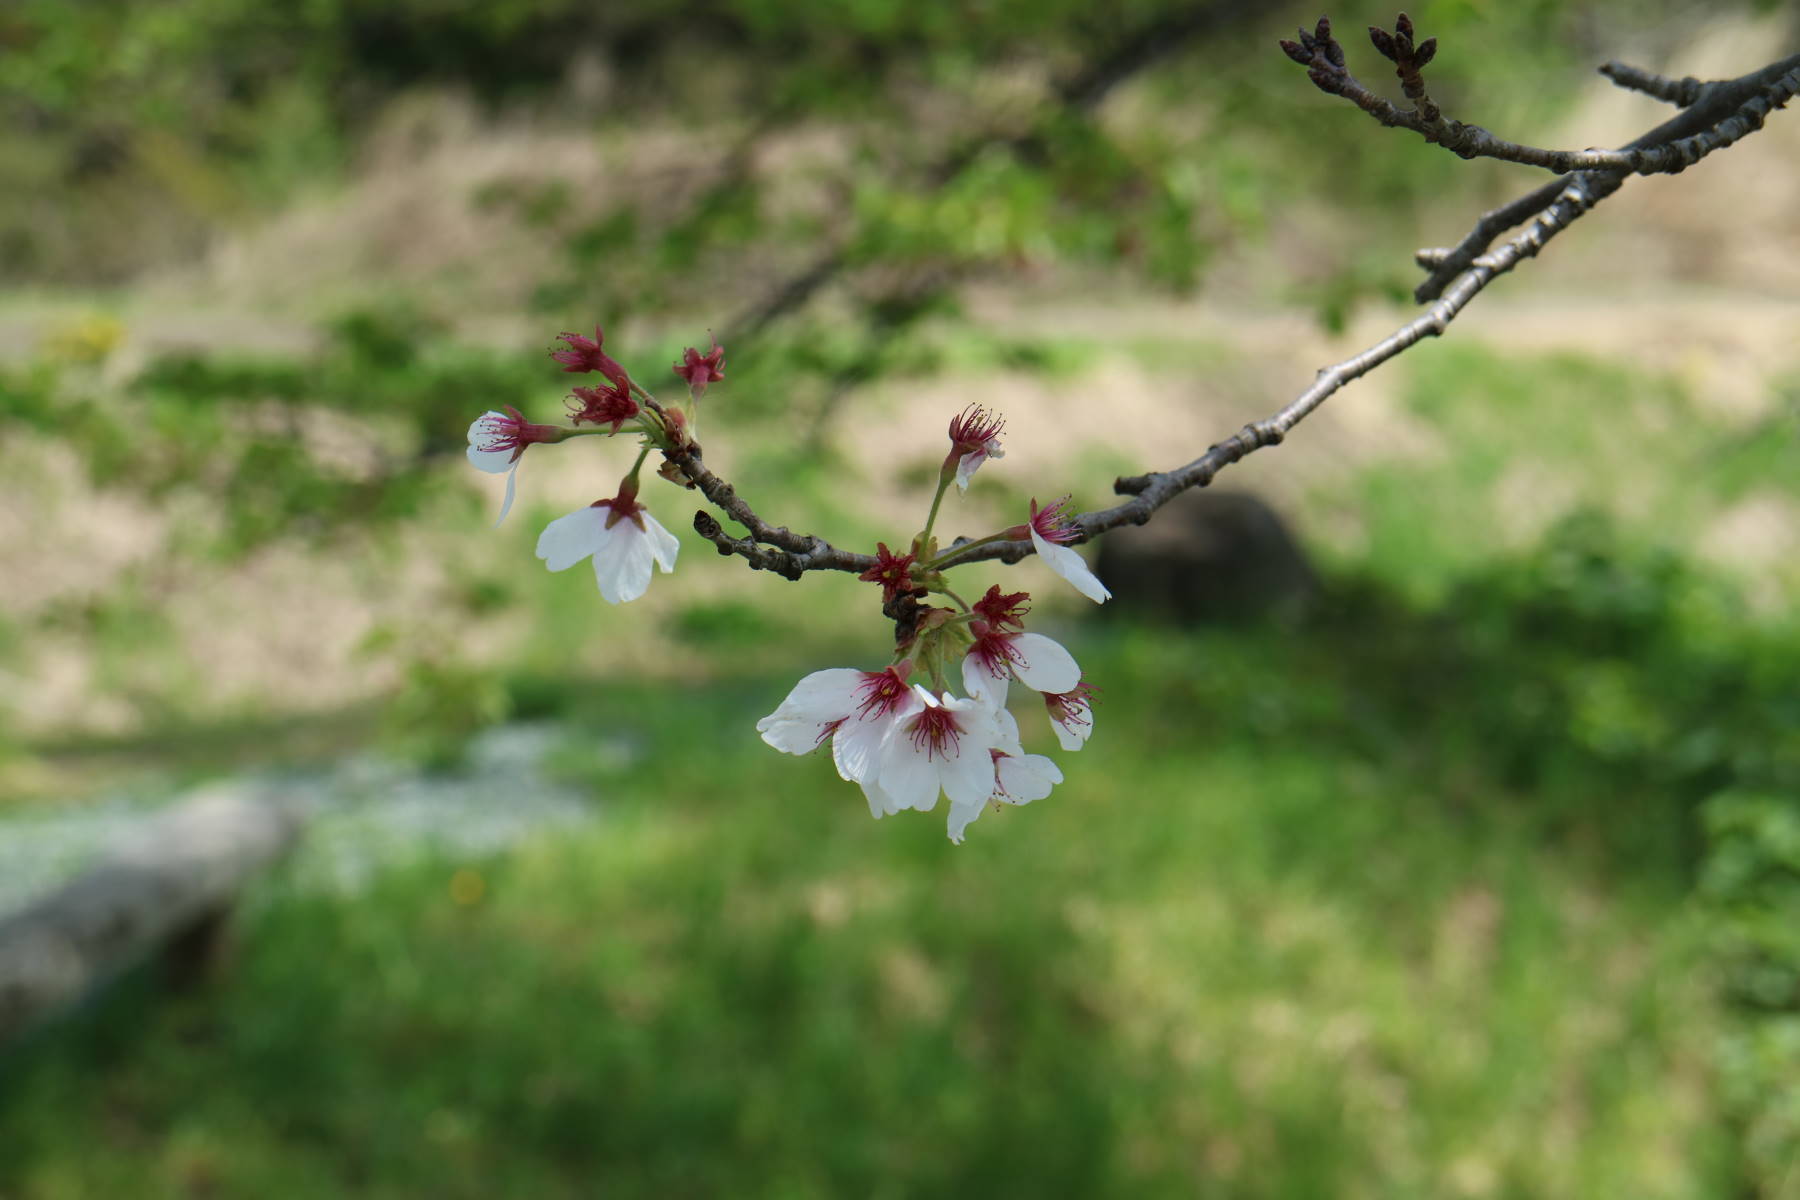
[760,404,1110,843]
[465,324,723,604]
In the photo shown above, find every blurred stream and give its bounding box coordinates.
[0,723,610,919]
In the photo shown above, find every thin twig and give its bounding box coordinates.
[1411,180,1563,299]
[1413,51,1800,301]
[1288,17,1800,176]
[1600,61,1706,107]
[724,1,1234,341]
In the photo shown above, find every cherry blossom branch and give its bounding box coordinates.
[653,415,878,579]
[1409,179,1563,300]
[654,35,1797,589]
[1409,46,1800,300]
[934,172,1622,571]
[1284,16,1800,177]
[511,30,1798,845]
[680,170,1622,581]
[1599,60,1706,107]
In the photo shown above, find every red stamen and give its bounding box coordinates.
[909,704,964,761]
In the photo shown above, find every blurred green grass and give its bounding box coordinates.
[0,610,1744,1197]
[6,511,1798,1194]
[3,306,1795,1198]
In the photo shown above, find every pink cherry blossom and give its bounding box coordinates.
[944,405,1005,492]
[673,335,726,396]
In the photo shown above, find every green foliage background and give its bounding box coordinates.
[1,1,1797,1196]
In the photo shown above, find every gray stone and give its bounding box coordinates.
[1094,490,1318,624]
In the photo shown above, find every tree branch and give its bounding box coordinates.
[665,33,1797,597]
[1285,16,1800,177]
[937,173,1621,570]
[1600,60,1706,107]
[1410,47,1800,300]
[724,2,1235,341]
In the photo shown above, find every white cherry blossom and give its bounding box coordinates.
[467,407,560,525]
[1042,681,1097,752]
[947,705,1063,843]
[961,628,1081,702]
[756,666,922,814]
[536,494,678,604]
[958,584,1081,702]
[873,686,1004,822]
[1025,496,1110,604]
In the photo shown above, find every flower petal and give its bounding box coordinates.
[1007,631,1081,695]
[466,445,517,474]
[832,714,889,783]
[861,777,904,819]
[946,798,987,844]
[1048,701,1094,752]
[993,707,1025,757]
[535,507,605,572]
[592,521,656,604]
[1031,527,1112,604]
[492,462,519,527]
[940,743,1000,811]
[995,753,1061,804]
[756,714,832,756]
[876,719,941,813]
[961,650,1010,704]
[641,511,681,573]
[953,451,979,492]
[765,669,865,723]
[755,668,864,761]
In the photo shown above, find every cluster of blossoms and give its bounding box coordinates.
[468,325,1110,843]
[466,326,721,603]
[759,407,1109,843]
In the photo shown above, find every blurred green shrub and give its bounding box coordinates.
[0,304,545,557]
[0,0,1762,290]
[1296,511,1800,868]
[377,655,513,770]
[1702,791,1800,1188]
